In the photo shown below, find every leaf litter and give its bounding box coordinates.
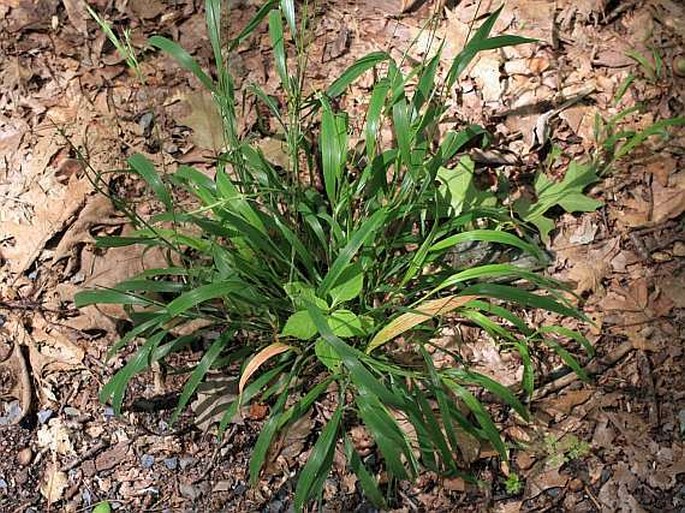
[0,0,684,511]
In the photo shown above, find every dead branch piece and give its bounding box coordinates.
[532,340,634,401]
[61,439,110,472]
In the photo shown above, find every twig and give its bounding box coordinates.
[61,439,110,472]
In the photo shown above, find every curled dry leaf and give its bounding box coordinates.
[367,295,478,353]
[238,342,292,397]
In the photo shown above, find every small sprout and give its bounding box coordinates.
[505,473,523,495]
[92,501,112,513]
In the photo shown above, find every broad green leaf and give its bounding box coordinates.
[329,309,364,338]
[315,338,341,372]
[437,156,496,216]
[328,263,363,306]
[92,501,112,513]
[514,161,603,241]
[281,310,317,340]
[284,282,328,311]
[306,302,404,408]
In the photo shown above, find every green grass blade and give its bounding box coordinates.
[364,79,390,161]
[318,208,388,297]
[164,281,245,317]
[449,369,529,421]
[328,52,391,98]
[294,405,342,512]
[74,289,156,308]
[429,230,545,261]
[459,283,583,320]
[356,393,415,480]
[268,9,288,88]
[100,331,167,413]
[344,437,386,508]
[229,0,278,50]
[538,325,594,356]
[127,154,172,210]
[542,338,590,382]
[148,36,214,92]
[442,378,507,460]
[171,330,231,423]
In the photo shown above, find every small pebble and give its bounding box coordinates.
[672,241,685,257]
[179,457,197,470]
[569,478,584,492]
[102,407,115,420]
[0,478,7,490]
[63,406,81,417]
[17,447,32,466]
[164,457,178,470]
[141,454,155,469]
[38,410,53,424]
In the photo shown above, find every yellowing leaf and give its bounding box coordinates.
[239,342,292,397]
[366,295,477,353]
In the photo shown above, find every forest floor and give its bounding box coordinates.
[1,0,684,511]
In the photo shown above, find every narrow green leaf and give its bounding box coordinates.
[294,405,342,512]
[429,229,544,261]
[328,52,391,98]
[149,36,214,92]
[171,330,230,423]
[344,438,386,508]
[318,208,387,297]
[459,283,583,320]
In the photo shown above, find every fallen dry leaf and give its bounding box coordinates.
[180,91,225,152]
[62,0,89,34]
[37,418,74,456]
[40,464,69,504]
